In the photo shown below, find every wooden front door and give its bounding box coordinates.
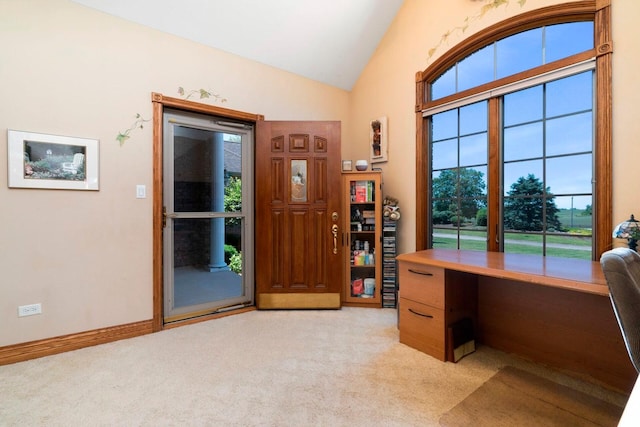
[255,121,342,309]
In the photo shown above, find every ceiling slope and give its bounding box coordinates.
[72,0,405,91]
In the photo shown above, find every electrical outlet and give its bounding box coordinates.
[18,303,42,317]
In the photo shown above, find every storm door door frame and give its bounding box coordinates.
[152,93,264,331]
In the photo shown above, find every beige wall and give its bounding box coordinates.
[0,0,349,346]
[348,0,640,254]
[2,0,639,348]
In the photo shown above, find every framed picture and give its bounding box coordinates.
[342,160,353,171]
[8,130,99,190]
[370,116,388,164]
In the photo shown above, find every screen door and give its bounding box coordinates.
[163,109,254,322]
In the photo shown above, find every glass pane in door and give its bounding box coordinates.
[172,218,244,309]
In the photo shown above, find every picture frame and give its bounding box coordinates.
[8,130,99,190]
[342,160,353,171]
[370,116,388,164]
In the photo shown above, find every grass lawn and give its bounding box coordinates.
[556,210,592,229]
[433,227,593,260]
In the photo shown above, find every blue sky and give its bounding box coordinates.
[430,20,595,211]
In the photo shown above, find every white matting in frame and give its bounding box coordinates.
[8,129,99,190]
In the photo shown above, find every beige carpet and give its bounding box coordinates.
[439,366,624,427]
[0,308,628,426]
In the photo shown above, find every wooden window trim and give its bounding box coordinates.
[415,1,612,259]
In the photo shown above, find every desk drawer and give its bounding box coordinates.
[399,262,445,308]
[399,297,445,361]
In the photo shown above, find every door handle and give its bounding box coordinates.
[162,206,178,228]
[331,224,339,254]
[163,206,167,228]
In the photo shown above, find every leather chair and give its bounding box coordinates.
[600,247,640,373]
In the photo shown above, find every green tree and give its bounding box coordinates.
[476,207,487,226]
[503,174,563,232]
[432,168,486,224]
[229,252,242,274]
[224,176,242,226]
[583,204,592,216]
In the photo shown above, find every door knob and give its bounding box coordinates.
[331,224,339,254]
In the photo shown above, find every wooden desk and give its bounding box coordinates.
[397,249,636,393]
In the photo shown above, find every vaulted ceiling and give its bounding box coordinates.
[72,0,405,91]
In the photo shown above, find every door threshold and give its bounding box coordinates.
[163,305,256,329]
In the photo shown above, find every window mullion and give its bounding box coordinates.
[487,97,501,252]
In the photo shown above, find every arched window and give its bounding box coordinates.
[415,1,612,260]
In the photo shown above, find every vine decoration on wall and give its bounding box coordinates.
[115,87,227,145]
[427,0,527,61]
[116,113,150,146]
[177,87,227,103]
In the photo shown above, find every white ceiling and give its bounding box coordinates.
[72,0,405,91]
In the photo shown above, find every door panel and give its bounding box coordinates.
[256,120,342,309]
[290,209,310,288]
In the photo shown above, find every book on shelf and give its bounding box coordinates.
[362,210,375,218]
[353,180,374,203]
